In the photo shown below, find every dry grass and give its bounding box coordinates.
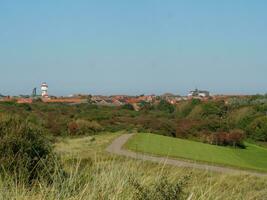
[1,132,267,200]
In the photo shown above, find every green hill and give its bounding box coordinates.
[126,133,267,172]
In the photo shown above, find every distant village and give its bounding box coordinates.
[0,82,248,111]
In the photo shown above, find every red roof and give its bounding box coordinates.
[17,98,33,104]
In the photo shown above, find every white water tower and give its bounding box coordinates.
[41,82,48,97]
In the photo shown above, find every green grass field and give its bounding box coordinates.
[126,133,267,172]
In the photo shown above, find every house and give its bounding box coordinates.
[137,95,155,103]
[17,98,33,104]
[160,93,181,104]
[96,99,111,106]
[0,94,6,101]
[188,89,210,99]
[0,96,13,102]
[42,98,85,104]
[111,95,128,101]
[125,98,140,104]
[112,99,124,106]
[161,93,176,98]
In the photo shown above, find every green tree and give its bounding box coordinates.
[248,116,267,141]
[157,100,175,113]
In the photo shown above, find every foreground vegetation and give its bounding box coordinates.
[1,132,267,200]
[126,133,267,172]
[1,95,267,199]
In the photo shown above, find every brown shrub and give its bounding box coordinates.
[175,119,201,138]
[205,129,245,148]
[68,121,79,135]
[68,119,103,135]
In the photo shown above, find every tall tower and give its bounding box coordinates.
[32,88,37,97]
[41,82,48,97]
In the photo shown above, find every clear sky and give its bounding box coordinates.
[0,0,267,96]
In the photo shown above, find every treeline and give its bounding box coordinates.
[0,95,267,148]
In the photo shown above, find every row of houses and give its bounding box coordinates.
[0,89,212,106]
[0,95,87,104]
[90,92,206,107]
[90,95,156,106]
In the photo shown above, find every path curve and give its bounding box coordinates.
[106,134,267,177]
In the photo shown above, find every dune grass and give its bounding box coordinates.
[1,133,267,200]
[126,133,267,172]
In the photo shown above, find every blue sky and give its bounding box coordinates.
[0,1,267,96]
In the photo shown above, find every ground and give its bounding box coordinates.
[52,132,267,200]
[125,133,267,172]
[6,132,265,199]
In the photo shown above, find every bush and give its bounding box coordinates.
[68,119,103,135]
[129,174,189,200]
[191,99,201,105]
[205,130,245,148]
[133,117,176,137]
[122,104,135,111]
[201,101,227,117]
[248,116,267,141]
[139,101,154,111]
[198,116,230,132]
[0,115,60,183]
[18,103,32,111]
[157,100,175,113]
[175,119,200,138]
[175,101,194,118]
[228,129,246,147]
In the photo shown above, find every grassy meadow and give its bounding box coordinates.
[126,133,267,172]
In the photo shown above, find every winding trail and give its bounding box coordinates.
[106,134,267,177]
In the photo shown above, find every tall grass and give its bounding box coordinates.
[1,155,267,200]
[0,157,187,200]
[1,129,267,200]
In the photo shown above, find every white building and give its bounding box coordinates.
[41,82,48,97]
[188,89,210,98]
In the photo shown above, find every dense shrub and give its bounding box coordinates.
[201,101,227,117]
[18,103,32,111]
[44,113,66,136]
[122,103,135,110]
[186,105,203,120]
[196,116,223,132]
[129,175,189,200]
[0,115,60,182]
[248,116,267,141]
[0,99,267,143]
[132,116,176,137]
[139,101,154,111]
[191,99,201,105]
[204,130,245,148]
[175,119,200,138]
[157,100,175,113]
[254,102,267,113]
[227,98,250,108]
[175,101,194,118]
[227,107,257,130]
[68,119,103,135]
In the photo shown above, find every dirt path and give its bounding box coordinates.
[106,134,267,177]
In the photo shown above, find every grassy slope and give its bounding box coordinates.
[126,133,267,172]
[2,133,267,200]
[54,133,267,199]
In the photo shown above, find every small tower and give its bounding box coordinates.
[41,82,48,98]
[32,88,37,97]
